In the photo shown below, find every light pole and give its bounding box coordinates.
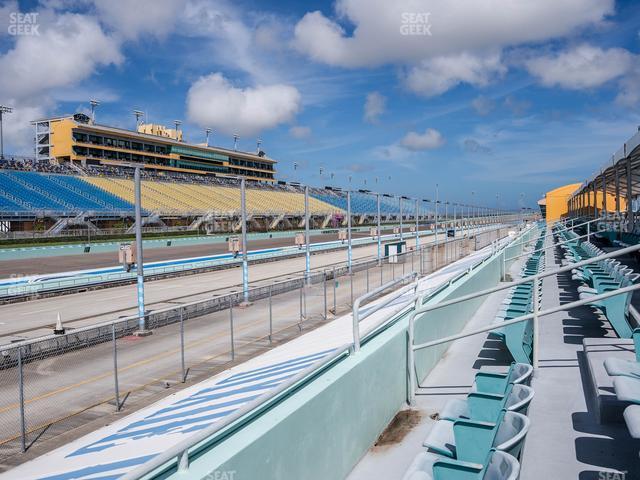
[453,202,457,236]
[240,178,250,305]
[205,128,212,147]
[415,198,420,251]
[444,201,448,231]
[134,166,150,335]
[399,196,404,241]
[89,99,99,123]
[435,184,439,246]
[173,120,182,141]
[133,109,144,130]
[233,134,239,151]
[347,190,352,273]
[0,105,13,160]
[304,185,310,283]
[376,193,382,265]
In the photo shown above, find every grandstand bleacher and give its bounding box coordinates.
[0,161,435,218]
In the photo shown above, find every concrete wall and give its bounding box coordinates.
[165,228,537,480]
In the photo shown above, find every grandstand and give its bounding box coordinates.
[0,159,451,236]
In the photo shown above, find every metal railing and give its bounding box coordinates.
[352,272,418,352]
[0,223,507,300]
[407,238,640,404]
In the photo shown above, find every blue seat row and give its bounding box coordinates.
[0,170,134,213]
[403,363,534,480]
[310,192,418,215]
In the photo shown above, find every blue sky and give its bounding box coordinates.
[1,0,640,209]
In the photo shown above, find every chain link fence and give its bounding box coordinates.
[0,225,512,459]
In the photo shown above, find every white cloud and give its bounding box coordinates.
[404,51,506,97]
[616,66,640,107]
[293,0,613,68]
[471,95,495,116]
[0,11,122,153]
[290,125,312,139]
[463,138,492,154]
[0,13,122,102]
[363,91,386,124]
[0,1,19,37]
[2,104,47,154]
[524,44,634,89]
[504,95,531,116]
[186,73,302,136]
[94,0,185,40]
[400,128,445,151]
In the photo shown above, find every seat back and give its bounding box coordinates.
[508,363,533,385]
[504,384,535,414]
[492,411,530,458]
[483,450,520,480]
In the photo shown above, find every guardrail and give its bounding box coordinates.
[352,272,418,352]
[0,223,511,300]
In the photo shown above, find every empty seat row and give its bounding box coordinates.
[311,191,418,215]
[555,225,638,338]
[84,176,343,215]
[403,363,534,480]
[604,330,640,439]
[0,170,134,212]
[491,229,546,365]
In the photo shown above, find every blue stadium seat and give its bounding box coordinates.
[0,170,135,213]
[0,171,66,210]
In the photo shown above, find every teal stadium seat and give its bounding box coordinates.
[422,410,530,463]
[439,384,534,422]
[402,449,520,480]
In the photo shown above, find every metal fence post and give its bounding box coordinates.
[333,267,337,314]
[180,308,186,382]
[229,297,235,361]
[112,324,120,411]
[18,347,26,452]
[299,286,304,330]
[269,284,273,342]
[350,272,354,306]
[323,271,328,319]
[366,263,370,292]
[533,277,540,370]
[410,249,414,273]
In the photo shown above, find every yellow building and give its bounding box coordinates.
[543,183,626,223]
[31,113,276,182]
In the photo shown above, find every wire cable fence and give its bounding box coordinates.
[0,225,513,459]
